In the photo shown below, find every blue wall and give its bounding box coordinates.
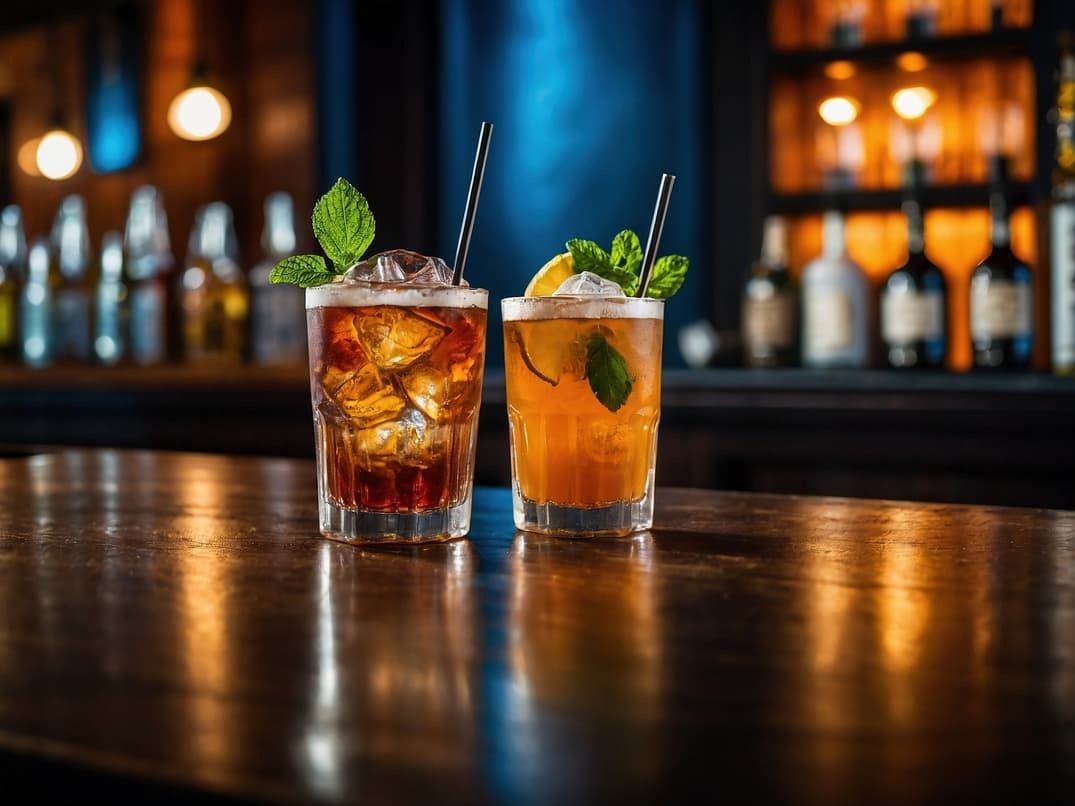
[438,0,705,367]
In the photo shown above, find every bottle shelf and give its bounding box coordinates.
[769,29,1032,75]
[768,181,1032,214]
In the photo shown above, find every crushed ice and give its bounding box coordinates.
[343,249,465,286]
[552,270,626,297]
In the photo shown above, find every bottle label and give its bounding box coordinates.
[130,284,166,364]
[805,288,853,354]
[1052,202,1075,369]
[882,288,943,344]
[970,278,1032,340]
[744,293,794,351]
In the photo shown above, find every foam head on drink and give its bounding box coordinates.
[306,250,487,537]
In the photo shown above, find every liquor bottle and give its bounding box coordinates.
[20,237,53,368]
[94,231,128,366]
[179,202,248,363]
[970,158,1033,370]
[124,186,173,365]
[51,195,93,362]
[1051,34,1075,375]
[0,205,28,362]
[880,196,947,369]
[801,210,870,368]
[249,192,306,364]
[742,215,797,367]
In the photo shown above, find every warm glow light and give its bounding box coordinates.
[818,96,860,126]
[896,51,929,72]
[35,129,83,180]
[17,137,42,177]
[824,60,856,80]
[167,85,232,141]
[892,86,937,121]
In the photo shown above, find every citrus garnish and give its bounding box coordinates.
[524,252,575,297]
[511,322,589,386]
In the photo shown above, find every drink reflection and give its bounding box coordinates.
[299,539,478,800]
[503,531,662,801]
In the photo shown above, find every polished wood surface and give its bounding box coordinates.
[0,450,1073,803]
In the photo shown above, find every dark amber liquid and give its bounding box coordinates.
[308,304,487,512]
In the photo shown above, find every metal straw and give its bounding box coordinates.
[451,121,494,286]
[636,173,676,298]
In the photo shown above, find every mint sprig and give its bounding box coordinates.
[648,254,689,299]
[270,177,376,287]
[565,229,688,299]
[585,333,633,412]
[610,229,643,275]
[270,254,334,288]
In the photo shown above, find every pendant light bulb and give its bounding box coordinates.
[35,128,84,180]
[168,84,232,141]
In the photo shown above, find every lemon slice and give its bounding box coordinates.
[525,252,575,297]
[511,323,586,386]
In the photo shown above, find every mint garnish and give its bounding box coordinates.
[585,333,633,412]
[610,229,643,275]
[565,230,687,299]
[646,254,689,299]
[312,178,376,271]
[270,177,376,287]
[269,254,334,288]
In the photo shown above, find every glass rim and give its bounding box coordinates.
[306,283,488,309]
[501,295,664,321]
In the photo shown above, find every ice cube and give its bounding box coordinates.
[552,271,626,297]
[353,306,448,370]
[318,308,366,373]
[352,408,442,469]
[344,249,461,286]
[333,363,407,427]
[400,364,450,422]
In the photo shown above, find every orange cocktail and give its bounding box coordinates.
[502,295,663,535]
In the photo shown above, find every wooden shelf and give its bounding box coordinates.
[0,363,308,392]
[768,180,1033,213]
[1,367,1072,508]
[769,28,1032,75]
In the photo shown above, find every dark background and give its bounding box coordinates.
[0,0,1073,509]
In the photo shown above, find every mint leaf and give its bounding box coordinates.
[610,230,643,273]
[567,238,638,294]
[585,333,632,412]
[645,254,689,299]
[567,238,612,274]
[270,254,335,287]
[312,178,376,271]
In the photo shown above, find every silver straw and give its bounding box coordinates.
[637,173,676,297]
[451,121,494,286]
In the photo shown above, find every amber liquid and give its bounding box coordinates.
[503,316,662,506]
[309,304,487,512]
[180,260,249,363]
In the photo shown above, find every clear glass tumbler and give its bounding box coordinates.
[502,295,663,536]
[307,283,488,543]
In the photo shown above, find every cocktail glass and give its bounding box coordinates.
[307,278,488,544]
[502,295,663,536]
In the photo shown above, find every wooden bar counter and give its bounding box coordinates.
[0,450,1072,803]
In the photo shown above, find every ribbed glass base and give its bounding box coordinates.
[512,486,653,538]
[318,497,471,545]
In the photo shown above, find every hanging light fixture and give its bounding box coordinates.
[27,26,84,181]
[36,128,84,180]
[167,0,232,142]
[168,81,232,141]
